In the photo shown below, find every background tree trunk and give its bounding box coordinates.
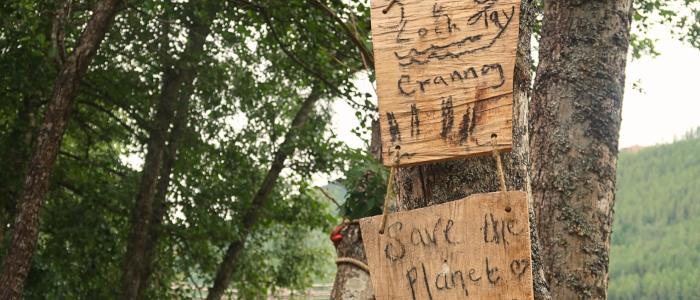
[206,90,322,300]
[135,77,195,300]
[118,65,191,300]
[118,22,210,300]
[529,1,632,299]
[0,0,121,298]
[391,1,551,299]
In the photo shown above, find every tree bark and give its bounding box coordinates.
[205,90,322,300]
[0,0,122,298]
[118,22,211,300]
[330,224,375,300]
[529,1,632,299]
[391,1,551,299]
[135,77,195,300]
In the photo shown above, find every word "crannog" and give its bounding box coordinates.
[397,63,505,96]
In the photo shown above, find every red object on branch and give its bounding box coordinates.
[330,224,344,246]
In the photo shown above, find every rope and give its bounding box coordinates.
[491,135,511,211]
[379,148,400,234]
[336,257,370,274]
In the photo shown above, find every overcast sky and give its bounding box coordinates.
[331,26,700,151]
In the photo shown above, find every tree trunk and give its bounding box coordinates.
[205,90,322,300]
[118,22,210,300]
[529,1,632,299]
[391,1,551,299]
[135,76,195,300]
[0,0,121,298]
[329,119,383,300]
[330,224,375,300]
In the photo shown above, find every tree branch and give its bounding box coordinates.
[59,151,127,178]
[56,180,83,196]
[77,100,147,144]
[307,0,374,69]
[50,0,72,70]
[318,187,341,208]
[319,46,362,72]
[80,80,151,131]
[73,114,113,143]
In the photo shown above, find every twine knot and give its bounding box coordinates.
[379,148,400,234]
[491,135,511,211]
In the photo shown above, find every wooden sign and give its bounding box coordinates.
[372,0,521,167]
[359,191,534,300]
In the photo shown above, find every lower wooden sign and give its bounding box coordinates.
[359,191,533,300]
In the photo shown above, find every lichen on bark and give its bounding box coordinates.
[529,0,633,299]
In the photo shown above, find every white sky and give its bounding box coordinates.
[619,27,700,147]
[331,26,700,151]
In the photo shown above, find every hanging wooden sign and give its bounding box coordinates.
[372,0,521,167]
[359,191,534,300]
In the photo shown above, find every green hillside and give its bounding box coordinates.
[608,129,700,300]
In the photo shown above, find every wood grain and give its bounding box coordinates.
[359,191,534,300]
[372,0,521,167]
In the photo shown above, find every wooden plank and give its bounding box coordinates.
[371,0,521,167]
[359,191,534,300]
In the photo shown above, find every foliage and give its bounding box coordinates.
[633,0,700,55]
[337,149,390,221]
[609,127,700,300]
[530,0,700,62]
[0,0,373,298]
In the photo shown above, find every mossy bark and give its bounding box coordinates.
[392,1,551,299]
[529,0,632,299]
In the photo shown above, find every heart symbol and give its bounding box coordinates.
[510,259,530,279]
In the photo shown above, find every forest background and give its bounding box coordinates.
[0,0,699,299]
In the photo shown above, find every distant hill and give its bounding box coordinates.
[609,129,700,300]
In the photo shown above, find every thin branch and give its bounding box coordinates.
[54,180,125,216]
[50,0,71,70]
[59,151,127,178]
[80,80,151,131]
[77,100,147,143]
[319,46,362,72]
[318,187,341,208]
[307,0,374,69]
[318,187,350,224]
[70,115,124,165]
[350,11,378,96]
[56,181,84,196]
[73,114,113,143]
[350,11,372,73]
